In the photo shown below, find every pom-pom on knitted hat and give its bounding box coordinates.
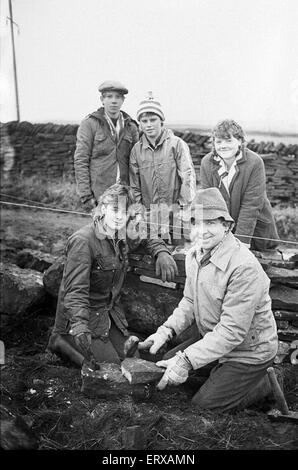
[136,91,165,121]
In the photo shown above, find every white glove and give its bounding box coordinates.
[138,325,174,355]
[156,351,192,390]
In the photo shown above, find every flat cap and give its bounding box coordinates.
[98,80,128,95]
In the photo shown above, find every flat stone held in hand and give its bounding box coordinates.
[81,362,128,394]
[121,357,164,385]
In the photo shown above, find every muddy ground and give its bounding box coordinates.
[1,206,298,452]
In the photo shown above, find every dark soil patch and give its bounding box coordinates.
[1,322,298,451]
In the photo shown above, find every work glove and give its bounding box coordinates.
[70,327,100,371]
[156,252,178,282]
[73,332,92,360]
[156,351,193,390]
[138,325,174,355]
[75,333,101,371]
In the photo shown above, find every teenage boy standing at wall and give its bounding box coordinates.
[74,80,139,211]
[129,92,196,242]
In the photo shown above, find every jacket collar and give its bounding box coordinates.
[90,107,134,125]
[209,232,238,271]
[211,147,248,169]
[189,231,238,272]
[140,127,173,149]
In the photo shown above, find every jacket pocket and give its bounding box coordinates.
[90,255,116,290]
[95,254,118,270]
[94,130,107,142]
[93,131,114,158]
[89,307,110,339]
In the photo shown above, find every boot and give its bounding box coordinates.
[47,333,85,367]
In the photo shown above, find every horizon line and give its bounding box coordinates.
[1,119,298,138]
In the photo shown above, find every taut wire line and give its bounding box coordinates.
[1,199,297,246]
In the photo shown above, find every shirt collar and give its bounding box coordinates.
[214,149,243,166]
[190,232,237,272]
[209,232,238,271]
[141,128,168,149]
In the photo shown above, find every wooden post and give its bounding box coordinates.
[8,0,20,121]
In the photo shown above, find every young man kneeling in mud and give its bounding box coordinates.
[48,183,177,369]
[139,188,278,412]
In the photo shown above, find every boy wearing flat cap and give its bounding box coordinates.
[74,80,139,209]
[129,92,196,242]
[139,188,278,412]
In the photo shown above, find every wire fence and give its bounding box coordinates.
[1,195,297,246]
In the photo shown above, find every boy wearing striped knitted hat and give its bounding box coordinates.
[129,92,196,243]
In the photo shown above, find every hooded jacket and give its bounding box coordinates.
[74,108,139,203]
[129,128,196,209]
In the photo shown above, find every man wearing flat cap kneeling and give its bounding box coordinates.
[74,80,139,210]
[139,188,278,412]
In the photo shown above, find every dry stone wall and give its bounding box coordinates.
[1,121,298,205]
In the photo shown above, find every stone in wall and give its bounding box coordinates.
[1,122,298,205]
[120,272,182,335]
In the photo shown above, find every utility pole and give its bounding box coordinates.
[8,0,20,121]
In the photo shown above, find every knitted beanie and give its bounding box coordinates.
[136,92,165,121]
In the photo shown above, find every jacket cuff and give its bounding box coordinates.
[183,345,199,370]
[151,244,171,259]
[69,321,90,337]
[65,306,90,324]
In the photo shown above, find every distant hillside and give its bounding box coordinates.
[24,120,298,145]
[168,124,298,145]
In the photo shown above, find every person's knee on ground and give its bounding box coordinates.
[191,369,275,412]
[231,367,284,411]
[189,359,277,412]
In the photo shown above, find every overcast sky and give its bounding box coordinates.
[1,0,298,133]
